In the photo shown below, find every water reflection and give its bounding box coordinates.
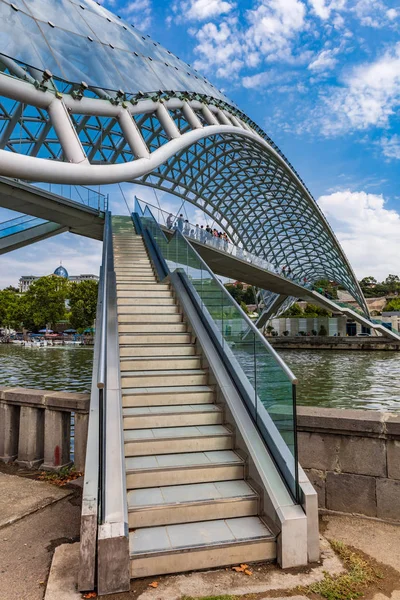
[0,345,399,412]
[0,345,92,393]
[280,349,400,412]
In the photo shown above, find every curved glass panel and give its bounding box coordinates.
[0,0,230,102]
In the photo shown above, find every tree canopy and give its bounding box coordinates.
[0,276,98,332]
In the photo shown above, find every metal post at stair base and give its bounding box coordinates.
[17,405,44,468]
[0,401,20,463]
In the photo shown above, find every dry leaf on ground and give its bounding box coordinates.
[148,581,159,588]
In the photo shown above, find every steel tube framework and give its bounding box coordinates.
[0,50,367,314]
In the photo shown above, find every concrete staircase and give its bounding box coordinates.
[112,217,276,579]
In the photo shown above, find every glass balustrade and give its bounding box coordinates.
[0,215,46,238]
[135,199,300,501]
[30,182,108,212]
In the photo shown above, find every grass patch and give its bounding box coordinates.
[38,465,82,486]
[181,596,235,600]
[300,540,383,600]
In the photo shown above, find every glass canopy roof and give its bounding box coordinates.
[0,0,230,103]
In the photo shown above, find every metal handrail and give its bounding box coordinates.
[138,205,300,500]
[141,203,297,384]
[97,211,112,389]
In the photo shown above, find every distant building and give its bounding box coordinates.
[19,264,99,292]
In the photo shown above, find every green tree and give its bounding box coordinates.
[384,298,400,312]
[304,303,332,317]
[242,285,256,305]
[281,302,303,317]
[69,280,98,331]
[24,276,69,329]
[384,274,400,294]
[0,289,23,329]
[360,276,377,287]
[225,284,244,304]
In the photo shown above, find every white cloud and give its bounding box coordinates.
[308,0,346,20]
[318,190,400,279]
[308,48,338,72]
[120,0,152,30]
[315,42,400,135]
[192,0,309,78]
[352,0,397,28]
[380,134,400,160]
[245,0,306,62]
[0,233,102,289]
[178,0,236,21]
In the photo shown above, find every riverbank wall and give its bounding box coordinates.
[1,388,399,522]
[298,406,400,521]
[269,336,400,350]
[0,387,89,472]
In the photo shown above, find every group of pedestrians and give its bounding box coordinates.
[166,213,230,250]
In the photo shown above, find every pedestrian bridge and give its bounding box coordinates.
[0,177,106,254]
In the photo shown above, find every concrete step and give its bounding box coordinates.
[122,385,215,407]
[129,516,275,578]
[127,480,258,528]
[125,449,243,489]
[118,299,176,308]
[124,424,233,456]
[120,355,201,370]
[119,323,187,334]
[115,265,154,270]
[119,333,192,345]
[123,404,223,429]
[116,276,156,282]
[118,314,183,324]
[117,286,170,295]
[115,265,154,271]
[121,368,208,388]
[118,305,179,315]
[120,344,196,358]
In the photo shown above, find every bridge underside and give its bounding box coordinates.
[0,178,105,241]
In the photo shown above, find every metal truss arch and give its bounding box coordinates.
[0,62,367,314]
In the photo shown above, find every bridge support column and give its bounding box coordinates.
[0,401,20,462]
[17,406,44,468]
[42,409,72,471]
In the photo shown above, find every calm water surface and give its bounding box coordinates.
[0,345,93,392]
[0,345,399,412]
[281,349,400,412]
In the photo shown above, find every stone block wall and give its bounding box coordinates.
[297,407,400,521]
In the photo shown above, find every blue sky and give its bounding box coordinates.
[1,0,400,287]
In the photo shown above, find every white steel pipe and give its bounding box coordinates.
[0,125,296,187]
[156,103,181,139]
[118,109,150,159]
[182,103,203,129]
[47,99,88,164]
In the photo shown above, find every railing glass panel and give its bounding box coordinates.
[136,203,299,500]
[0,215,46,238]
[30,182,108,212]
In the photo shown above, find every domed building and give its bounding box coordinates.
[18,264,98,292]
[53,265,69,279]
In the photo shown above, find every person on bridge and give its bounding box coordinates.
[177,214,184,232]
[167,213,174,229]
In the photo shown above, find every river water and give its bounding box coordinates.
[0,345,399,412]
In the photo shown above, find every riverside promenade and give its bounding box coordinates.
[0,388,400,599]
[1,463,400,600]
